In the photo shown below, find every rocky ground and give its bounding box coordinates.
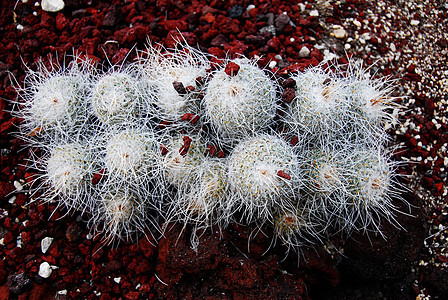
[0,0,447,299]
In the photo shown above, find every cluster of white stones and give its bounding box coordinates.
[13,42,405,250]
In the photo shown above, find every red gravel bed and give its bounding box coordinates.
[0,0,447,299]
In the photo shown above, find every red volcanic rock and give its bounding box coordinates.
[138,235,157,259]
[66,223,83,242]
[224,61,240,76]
[0,181,14,201]
[282,88,295,103]
[155,223,307,298]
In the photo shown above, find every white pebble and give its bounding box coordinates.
[298,46,310,57]
[410,20,420,26]
[41,237,54,254]
[17,234,22,248]
[8,196,16,204]
[114,277,121,284]
[268,61,277,69]
[38,262,53,278]
[309,10,319,17]
[323,49,337,62]
[14,181,23,191]
[41,0,65,12]
[390,43,396,52]
[57,290,67,295]
[16,24,24,31]
[353,20,362,27]
[246,4,255,11]
[333,28,347,39]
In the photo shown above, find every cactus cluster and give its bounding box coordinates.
[12,42,405,251]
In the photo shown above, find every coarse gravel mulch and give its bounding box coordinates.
[0,0,447,299]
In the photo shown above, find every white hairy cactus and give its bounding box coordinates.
[90,68,150,125]
[101,126,162,182]
[341,61,399,145]
[338,146,403,233]
[203,58,278,146]
[91,185,160,244]
[299,142,347,223]
[138,43,210,122]
[273,207,323,250]
[282,66,349,142]
[40,141,98,214]
[161,134,207,187]
[13,57,93,143]
[171,158,228,226]
[13,43,406,250]
[227,134,302,224]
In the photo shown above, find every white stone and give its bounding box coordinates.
[309,10,319,17]
[17,234,22,248]
[41,0,65,12]
[13,181,23,191]
[410,20,420,26]
[390,43,396,52]
[268,61,277,69]
[114,277,121,284]
[246,4,255,11]
[16,24,24,31]
[323,49,337,62]
[353,20,362,27]
[38,262,53,278]
[298,3,306,12]
[8,196,16,204]
[290,37,295,42]
[57,290,67,295]
[333,28,347,39]
[298,46,310,57]
[41,237,53,254]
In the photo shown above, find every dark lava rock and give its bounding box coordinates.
[7,272,33,295]
[315,192,426,299]
[0,181,14,201]
[228,5,244,19]
[103,5,124,28]
[154,223,307,299]
[422,266,448,297]
[275,13,290,33]
[210,33,228,47]
[66,222,83,242]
